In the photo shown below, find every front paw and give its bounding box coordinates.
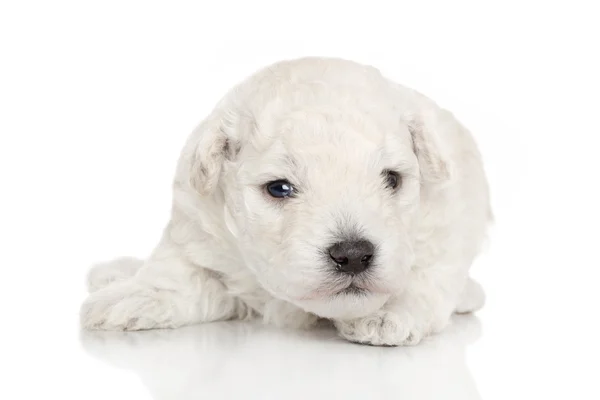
[80,283,181,331]
[334,311,427,346]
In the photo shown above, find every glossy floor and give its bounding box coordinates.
[6,298,594,400]
[80,315,483,400]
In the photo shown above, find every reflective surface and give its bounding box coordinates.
[80,315,483,400]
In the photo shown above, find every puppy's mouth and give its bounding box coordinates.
[337,283,367,296]
[310,278,375,299]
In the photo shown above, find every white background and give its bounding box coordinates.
[1,1,599,399]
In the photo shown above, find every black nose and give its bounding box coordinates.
[328,240,375,275]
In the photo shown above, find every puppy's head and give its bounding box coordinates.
[183,59,451,319]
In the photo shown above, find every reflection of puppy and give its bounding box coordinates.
[80,57,491,346]
[81,315,483,399]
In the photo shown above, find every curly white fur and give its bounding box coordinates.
[80,57,491,346]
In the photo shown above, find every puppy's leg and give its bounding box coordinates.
[455,277,485,314]
[86,257,143,293]
[261,298,321,330]
[80,236,247,331]
[334,269,471,346]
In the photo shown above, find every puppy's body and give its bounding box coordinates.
[81,58,491,346]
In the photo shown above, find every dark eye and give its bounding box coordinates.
[266,180,295,198]
[383,170,401,190]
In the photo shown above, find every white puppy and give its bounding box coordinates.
[80,57,491,346]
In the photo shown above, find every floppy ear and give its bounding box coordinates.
[405,100,453,184]
[182,107,240,196]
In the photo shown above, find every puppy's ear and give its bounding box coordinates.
[405,100,452,184]
[182,108,240,196]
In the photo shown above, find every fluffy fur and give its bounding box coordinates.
[80,57,491,346]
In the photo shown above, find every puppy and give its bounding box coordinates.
[80,57,491,346]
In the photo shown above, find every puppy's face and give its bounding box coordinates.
[221,110,422,319]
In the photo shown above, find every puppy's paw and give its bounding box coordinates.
[80,283,182,331]
[334,311,427,346]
